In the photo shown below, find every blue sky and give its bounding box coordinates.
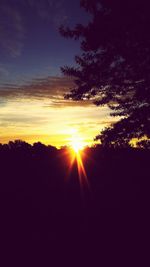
[0,0,88,84]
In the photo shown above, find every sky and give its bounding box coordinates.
[0,0,116,147]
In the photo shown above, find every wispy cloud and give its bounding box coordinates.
[0,96,112,147]
[0,75,72,98]
[0,65,9,78]
[0,1,25,57]
[0,0,68,58]
[26,0,68,27]
[0,76,115,147]
[0,75,93,107]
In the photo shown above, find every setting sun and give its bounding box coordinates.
[70,133,85,153]
[71,140,84,153]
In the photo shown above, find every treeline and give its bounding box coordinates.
[0,139,149,209]
[0,138,150,153]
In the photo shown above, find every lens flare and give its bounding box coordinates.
[69,141,89,187]
[75,150,88,187]
[61,133,89,188]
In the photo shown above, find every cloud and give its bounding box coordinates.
[0,76,72,97]
[0,75,93,108]
[0,113,48,127]
[0,65,9,78]
[0,0,67,58]
[44,99,93,108]
[0,1,25,57]
[26,0,68,28]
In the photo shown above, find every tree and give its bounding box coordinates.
[137,140,150,149]
[8,140,31,151]
[60,0,150,146]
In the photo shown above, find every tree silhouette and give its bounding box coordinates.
[8,140,31,150]
[60,0,150,145]
[137,139,150,149]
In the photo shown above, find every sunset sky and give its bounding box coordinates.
[0,0,116,147]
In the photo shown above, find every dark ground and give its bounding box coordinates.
[0,141,149,266]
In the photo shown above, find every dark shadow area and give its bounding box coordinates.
[0,140,149,265]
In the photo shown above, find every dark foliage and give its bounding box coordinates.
[60,0,150,146]
[0,140,149,266]
[137,139,150,149]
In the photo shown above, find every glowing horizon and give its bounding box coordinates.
[0,96,118,148]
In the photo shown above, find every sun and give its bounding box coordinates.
[71,140,84,153]
[70,135,85,153]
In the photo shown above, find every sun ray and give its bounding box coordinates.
[67,134,89,187]
[75,150,89,187]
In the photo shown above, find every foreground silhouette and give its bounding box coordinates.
[0,140,149,266]
[60,0,150,146]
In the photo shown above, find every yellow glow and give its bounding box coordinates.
[0,96,115,147]
[70,132,86,153]
[71,140,84,153]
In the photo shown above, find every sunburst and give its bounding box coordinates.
[71,139,85,153]
[68,136,89,187]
